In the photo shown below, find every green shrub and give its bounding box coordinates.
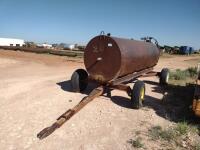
[148,123,189,142]
[193,143,200,150]
[170,69,188,80]
[148,125,176,141]
[148,123,199,149]
[175,122,189,135]
[159,129,176,141]
[186,67,198,77]
[127,137,144,148]
[148,126,162,140]
[169,67,198,80]
[135,130,141,135]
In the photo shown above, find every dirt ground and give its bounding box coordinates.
[0,50,199,150]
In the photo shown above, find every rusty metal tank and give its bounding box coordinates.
[84,35,160,83]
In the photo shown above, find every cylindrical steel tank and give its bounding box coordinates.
[84,35,160,83]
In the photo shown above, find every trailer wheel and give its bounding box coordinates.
[160,68,169,85]
[131,81,145,109]
[71,69,88,92]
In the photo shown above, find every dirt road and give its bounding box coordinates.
[0,50,199,150]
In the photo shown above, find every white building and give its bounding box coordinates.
[68,44,75,50]
[37,43,52,49]
[64,44,75,50]
[0,38,25,46]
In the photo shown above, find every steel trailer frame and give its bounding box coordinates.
[37,67,163,140]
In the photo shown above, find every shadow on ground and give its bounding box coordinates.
[111,80,199,126]
[145,80,200,129]
[57,80,72,92]
[56,80,99,95]
[111,96,133,109]
[57,79,200,128]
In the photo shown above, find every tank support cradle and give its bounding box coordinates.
[37,86,104,140]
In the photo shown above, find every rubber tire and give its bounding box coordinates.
[131,81,145,109]
[160,68,169,85]
[71,69,88,92]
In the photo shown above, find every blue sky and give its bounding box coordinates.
[0,0,199,48]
